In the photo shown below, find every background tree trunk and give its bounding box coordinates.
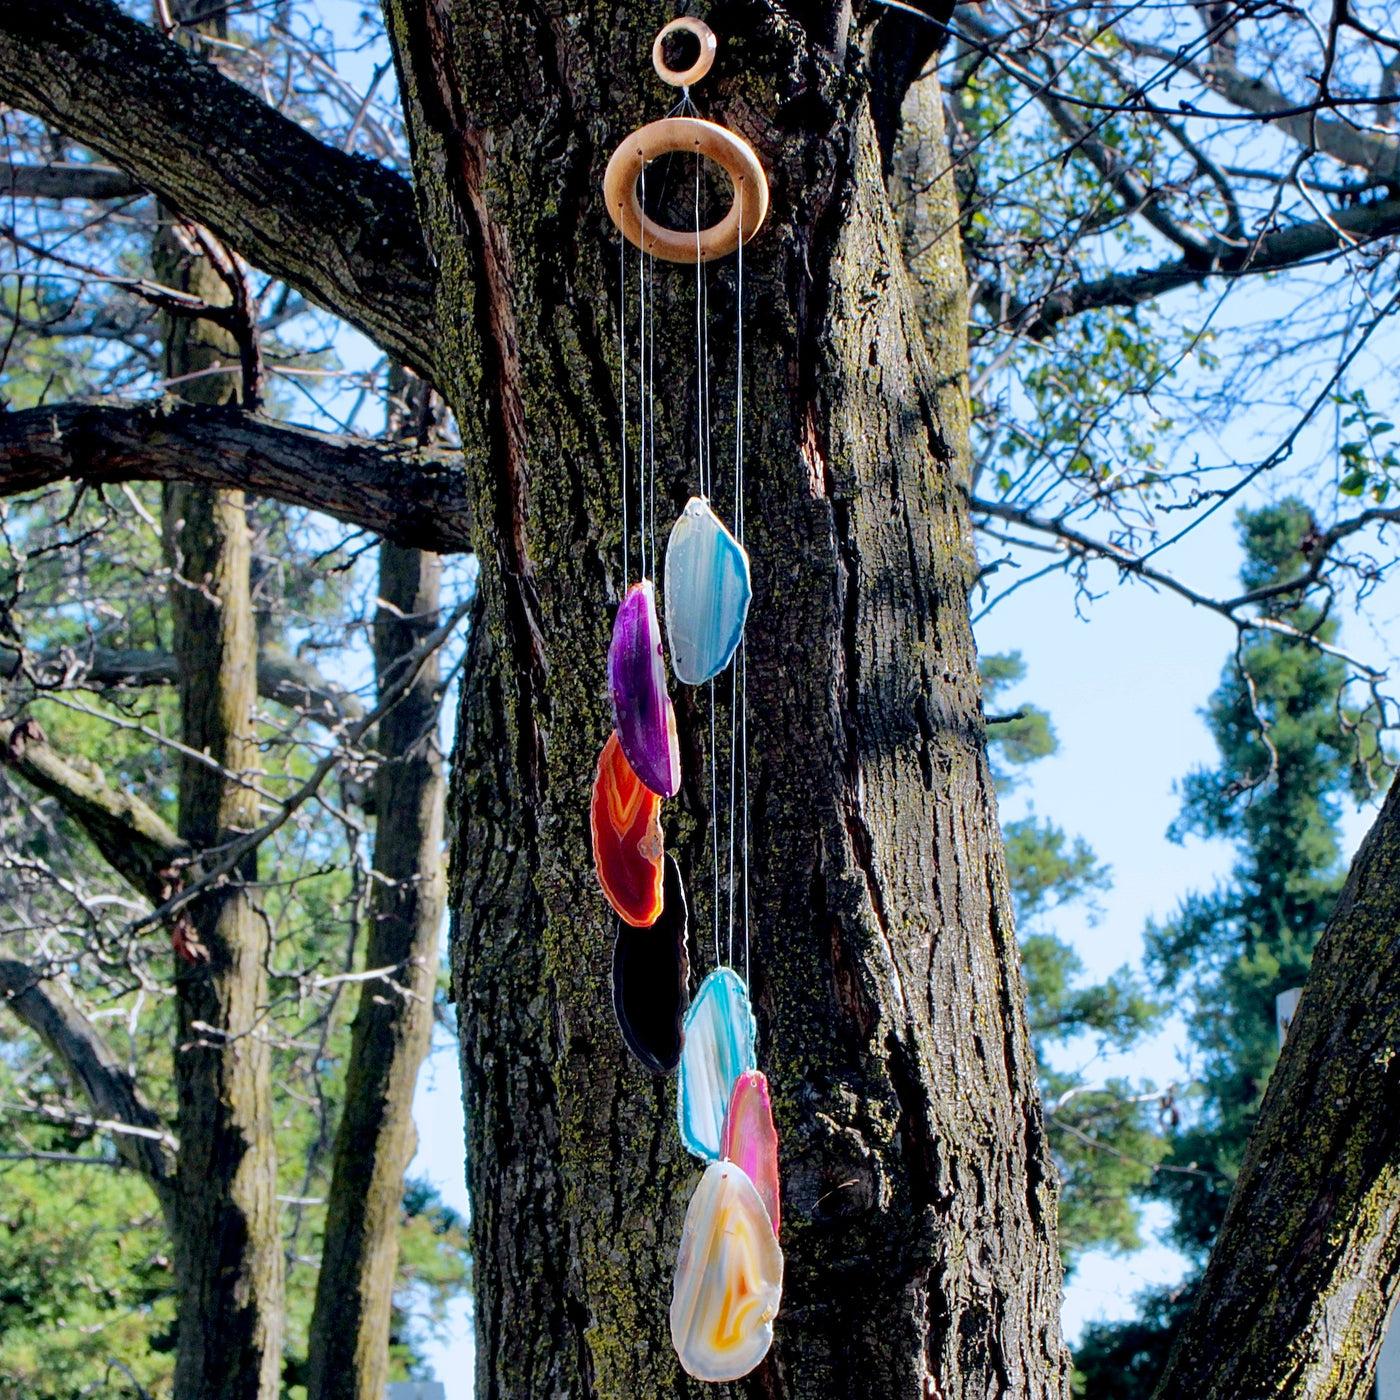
[307,523,447,1399]
[383,2,1069,1395]
[1151,776,1400,1400]
[156,194,284,1398]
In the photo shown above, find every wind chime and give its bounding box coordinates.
[591,17,780,1383]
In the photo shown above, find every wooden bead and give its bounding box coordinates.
[603,117,768,264]
[652,17,717,88]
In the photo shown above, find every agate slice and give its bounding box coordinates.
[670,1160,784,1382]
[591,732,664,927]
[608,580,681,798]
[664,497,752,685]
[677,967,756,1160]
[723,1070,780,1237]
[612,854,690,1074]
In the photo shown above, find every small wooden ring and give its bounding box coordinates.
[652,18,717,87]
[603,117,769,264]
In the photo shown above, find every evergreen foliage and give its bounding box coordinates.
[983,654,1166,1267]
[1076,500,1384,1396]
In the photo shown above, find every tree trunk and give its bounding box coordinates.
[157,198,284,1399]
[1152,776,1400,1400]
[307,540,447,1400]
[165,474,283,1400]
[383,3,1068,1395]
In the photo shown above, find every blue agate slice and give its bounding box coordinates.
[678,967,757,1160]
[664,498,752,686]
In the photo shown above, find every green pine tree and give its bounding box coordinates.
[1075,500,1384,1397]
[983,654,1166,1268]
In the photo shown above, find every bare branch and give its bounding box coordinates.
[1110,30,1400,179]
[0,716,187,903]
[969,495,1388,675]
[1204,54,1400,181]
[0,398,474,554]
[0,644,364,724]
[132,596,471,936]
[0,957,176,1218]
[0,0,440,381]
[995,197,1400,336]
[957,8,1214,260]
[0,162,143,200]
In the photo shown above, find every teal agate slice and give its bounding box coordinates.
[678,967,757,1160]
[664,497,752,686]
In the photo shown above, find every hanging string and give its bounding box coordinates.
[638,162,648,583]
[701,232,712,502]
[686,146,720,970]
[695,140,706,501]
[735,186,751,988]
[727,628,738,972]
[648,237,657,582]
[619,207,628,589]
[725,192,743,972]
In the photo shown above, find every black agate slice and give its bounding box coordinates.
[612,853,690,1074]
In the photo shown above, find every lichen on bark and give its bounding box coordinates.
[382,1,1070,1396]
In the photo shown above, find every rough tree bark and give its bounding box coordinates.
[156,186,284,1396]
[164,468,284,1400]
[382,0,1068,1395]
[1149,776,1400,1400]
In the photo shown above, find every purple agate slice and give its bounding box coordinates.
[609,580,681,798]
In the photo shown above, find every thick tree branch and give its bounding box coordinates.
[0,398,473,555]
[1203,55,1400,181]
[994,197,1400,336]
[957,9,1213,261]
[0,716,187,904]
[0,957,177,1218]
[0,162,142,200]
[1106,31,1400,180]
[1153,777,1400,1400]
[0,0,440,381]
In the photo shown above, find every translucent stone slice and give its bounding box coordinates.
[590,732,664,928]
[670,1160,784,1382]
[678,968,756,1160]
[723,1070,780,1237]
[664,497,752,686]
[612,854,689,1074]
[608,580,681,798]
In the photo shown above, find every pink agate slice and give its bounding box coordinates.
[723,1069,780,1237]
[608,580,680,798]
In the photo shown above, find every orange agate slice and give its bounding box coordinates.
[591,731,664,927]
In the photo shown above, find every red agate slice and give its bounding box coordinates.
[591,731,664,927]
[722,1069,780,1237]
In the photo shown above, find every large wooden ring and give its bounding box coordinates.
[603,117,769,264]
[652,18,717,87]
